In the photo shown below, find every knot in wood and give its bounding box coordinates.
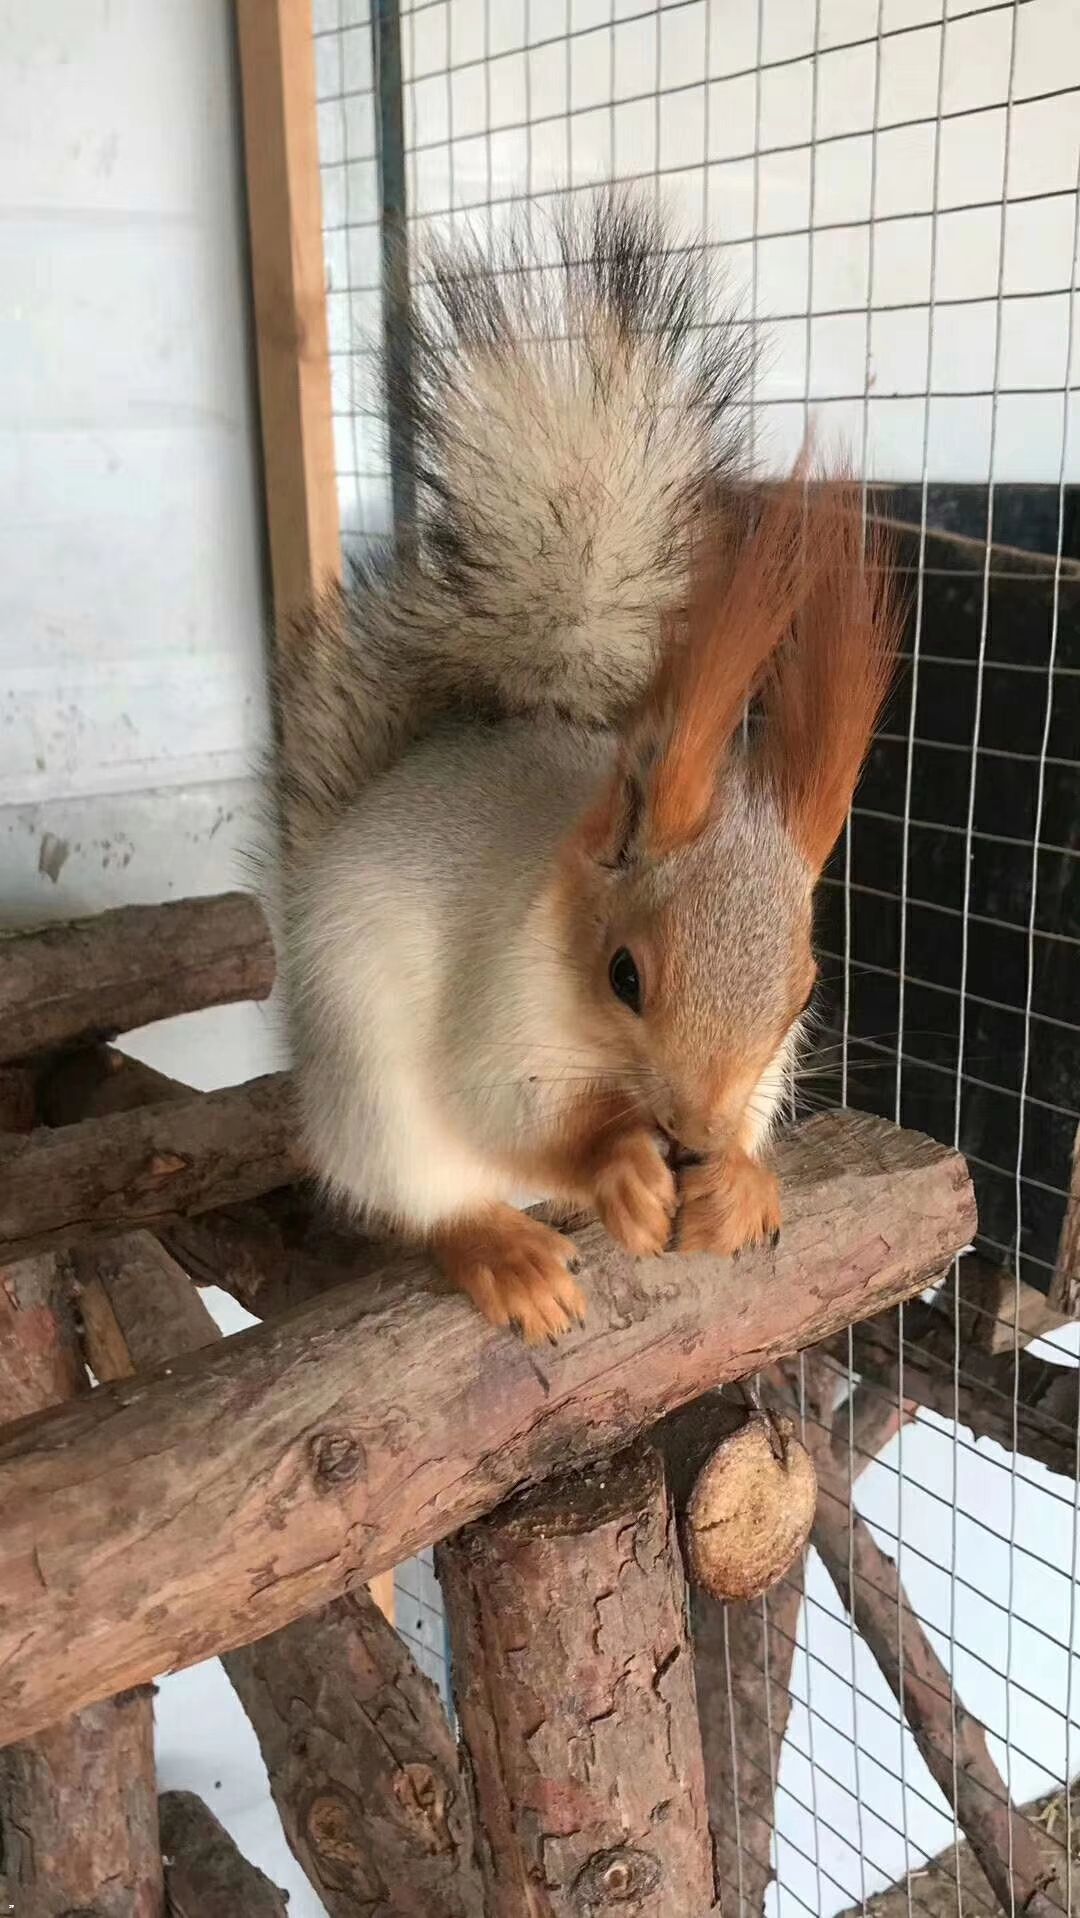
[307,1792,362,1866]
[572,1846,662,1908]
[309,1429,364,1489]
[392,1760,453,1854]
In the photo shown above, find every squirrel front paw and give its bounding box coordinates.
[434,1204,587,1345]
[678,1150,782,1258]
[592,1128,678,1258]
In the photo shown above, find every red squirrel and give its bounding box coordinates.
[269,196,901,1343]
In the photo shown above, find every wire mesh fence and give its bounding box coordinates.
[313,0,1080,1910]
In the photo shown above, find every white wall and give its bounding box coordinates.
[0,2,311,1903]
[0,0,283,1083]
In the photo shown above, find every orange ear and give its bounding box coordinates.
[759,483,903,872]
[641,467,821,857]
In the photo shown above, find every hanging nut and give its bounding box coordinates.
[684,1411,817,1602]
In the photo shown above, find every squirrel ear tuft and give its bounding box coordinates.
[759,483,904,873]
[638,467,821,858]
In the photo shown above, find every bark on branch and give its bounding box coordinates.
[794,1363,1063,1918]
[0,1256,164,1918]
[71,1232,484,1918]
[838,1305,1080,1481]
[159,1791,288,1917]
[0,1110,974,1745]
[0,892,274,1063]
[833,1781,1080,1918]
[37,1043,393,1316]
[0,1072,301,1263]
[438,1445,718,1914]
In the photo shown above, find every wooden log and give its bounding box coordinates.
[159,1791,288,1918]
[0,893,274,1064]
[0,1256,164,1918]
[0,1692,162,1918]
[842,1304,1080,1480]
[659,1385,821,1916]
[74,1235,477,1915]
[0,1073,301,1263]
[0,1113,974,1746]
[794,1362,1063,1918]
[37,1043,391,1317]
[226,1605,483,1918]
[47,1050,397,1618]
[833,1779,1080,1918]
[438,1444,718,1915]
[1048,1123,1080,1315]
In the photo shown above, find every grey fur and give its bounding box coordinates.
[271,193,752,860]
[269,196,816,1244]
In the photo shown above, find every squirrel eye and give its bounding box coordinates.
[609,947,643,1014]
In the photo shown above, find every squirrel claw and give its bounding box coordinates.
[593,1129,678,1259]
[677,1151,782,1260]
[435,1207,586,1346]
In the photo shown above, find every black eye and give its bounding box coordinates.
[609,947,643,1014]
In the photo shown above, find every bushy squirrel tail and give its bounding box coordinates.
[273,192,753,856]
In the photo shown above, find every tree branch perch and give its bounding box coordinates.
[0,1110,974,1746]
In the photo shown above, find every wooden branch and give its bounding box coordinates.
[236,0,340,622]
[839,1306,1080,1481]
[0,1110,974,1746]
[74,1234,477,1912]
[50,1049,396,1616]
[226,1604,483,1918]
[1048,1123,1080,1315]
[159,1791,288,1918]
[0,1073,301,1263]
[0,893,273,1064]
[438,1445,718,1914]
[37,1043,391,1317]
[798,1364,1063,1918]
[0,1692,162,1918]
[0,1256,164,1918]
[657,1392,800,1913]
[833,1780,1080,1918]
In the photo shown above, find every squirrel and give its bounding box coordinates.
[270,195,901,1344]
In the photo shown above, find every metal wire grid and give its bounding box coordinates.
[312,1,1080,1911]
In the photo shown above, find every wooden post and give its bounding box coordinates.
[0,1256,164,1918]
[73,1235,475,1912]
[236,0,340,622]
[159,1791,288,1917]
[438,1446,719,1915]
[0,1109,976,1746]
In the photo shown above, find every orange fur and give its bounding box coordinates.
[760,484,903,873]
[645,467,820,854]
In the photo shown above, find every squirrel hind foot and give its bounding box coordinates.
[433,1204,586,1345]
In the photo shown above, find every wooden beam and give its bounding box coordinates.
[75,1242,473,1900]
[0,893,274,1065]
[49,1056,398,1621]
[837,1305,1080,1481]
[35,1043,395,1317]
[159,1791,288,1917]
[438,1445,718,1914]
[0,1111,975,1746]
[0,1256,164,1918]
[1048,1123,1080,1316]
[799,1362,1064,1918]
[0,1073,301,1262]
[236,0,340,622]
